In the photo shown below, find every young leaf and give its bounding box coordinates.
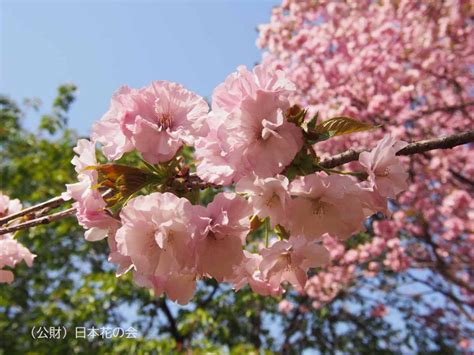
[301,111,319,132]
[314,116,376,138]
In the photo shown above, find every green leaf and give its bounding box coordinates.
[305,116,377,143]
[283,146,320,178]
[301,111,319,132]
[275,224,290,239]
[140,157,161,175]
[39,115,60,134]
[315,116,376,137]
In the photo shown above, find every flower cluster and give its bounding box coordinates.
[195,65,303,184]
[0,193,35,284]
[66,64,409,304]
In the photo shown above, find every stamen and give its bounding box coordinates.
[377,167,390,177]
[311,198,327,216]
[159,113,172,129]
[266,192,280,207]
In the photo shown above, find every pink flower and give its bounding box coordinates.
[0,192,23,239]
[212,64,296,113]
[259,235,329,292]
[116,192,195,274]
[289,173,368,239]
[231,251,283,296]
[116,192,197,304]
[0,192,22,219]
[344,249,359,264]
[0,239,36,284]
[64,139,117,241]
[374,220,397,239]
[236,174,291,228]
[192,192,251,281]
[91,86,135,160]
[278,299,295,314]
[122,81,209,163]
[0,193,35,284]
[459,338,471,350]
[257,0,473,325]
[134,272,197,306]
[107,226,133,277]
[357,181,390,217]
[93,82,209,163]
[359,135,408,198]
[370,303,388,318]
[442,190,471,212]
[195,64,303,184]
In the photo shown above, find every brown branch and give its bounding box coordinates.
[449,169,474,189]
[0,195,68,226]
[319,130,474,169]
[1,130,472,235]
[412,101,474,118]
[159,299,184,345]
[420,230,474,294]
[0,207,75,235]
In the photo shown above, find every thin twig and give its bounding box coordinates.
[319,130,474,169]
[159,299,184,344]
[0,196,68,226]
[0,207,75,235]
[449,169,474,189]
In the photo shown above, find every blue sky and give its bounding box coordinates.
[1,0,278,135]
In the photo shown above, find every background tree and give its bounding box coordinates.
[257,0,473,351]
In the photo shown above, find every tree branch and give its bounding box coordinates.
[159,299,184,345]
[319,130,474,169]
[411,101,474,118]
[448,169,474,189]
[0,195,68,226]
[1,130,472,235]
[0,207,75,235]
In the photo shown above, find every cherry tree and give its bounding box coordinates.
[257,0,473,348]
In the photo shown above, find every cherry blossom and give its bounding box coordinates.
[288,173,368,239]
[56,67,414,305]
[64,139,117,242]
[91,86,135,160]
[192,192,251,282]
[5,50,435,313]
[0,239,36,284]
[278,299,295,314]
[116,192,197,304]
[236,174,291,228]
[0,193,35,284]
[195,64,303,184]
[0,193,22,219]
[259,235,329,292]
[359,135,408,198]
[231,251,283,296]
[93,81,209,163]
